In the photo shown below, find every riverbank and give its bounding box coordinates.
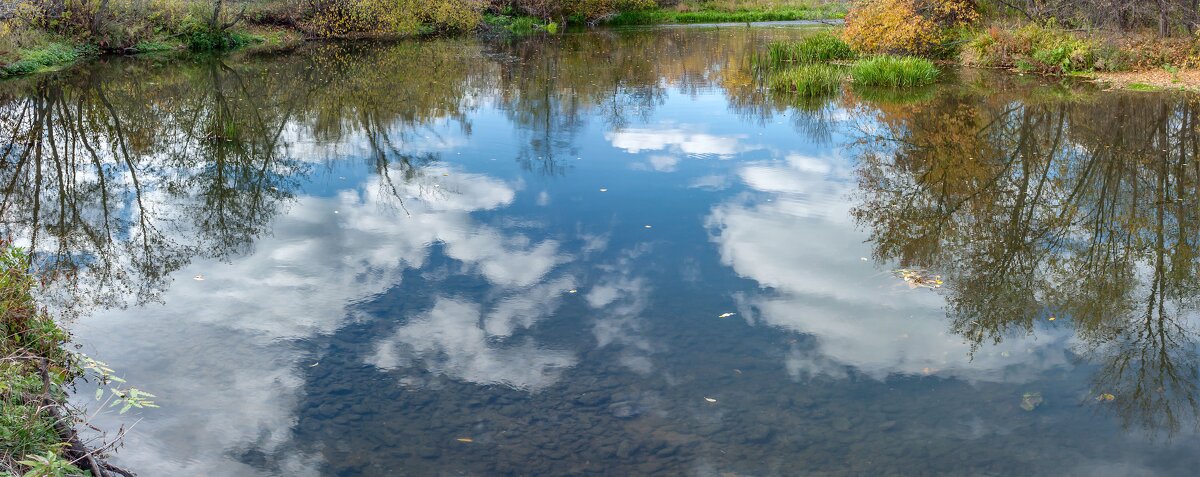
[0,246,82,475]
[0,244,145,476]
[1,0,844,79]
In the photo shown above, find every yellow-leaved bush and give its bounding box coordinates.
[843,0,979,56]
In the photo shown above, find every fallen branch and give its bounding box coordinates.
[35,359,136,477]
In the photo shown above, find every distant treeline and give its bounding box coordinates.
[986,0,1199,35]
[1,0,674,49]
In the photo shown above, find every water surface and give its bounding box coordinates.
[3,25,1200,476]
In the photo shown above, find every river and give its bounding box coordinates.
[2,24,1199,476]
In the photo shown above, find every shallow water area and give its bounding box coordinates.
[2,25,1200,476]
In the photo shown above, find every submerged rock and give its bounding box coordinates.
[1020,392,1044,411]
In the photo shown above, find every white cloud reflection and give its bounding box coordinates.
[606,127,756,158]
[368,297,577,391]
[706,154,1073,382]
[72,166,575,475]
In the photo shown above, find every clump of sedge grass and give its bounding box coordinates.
[850,55,939,87]
[766,33,854,67]
[769,64,844,96]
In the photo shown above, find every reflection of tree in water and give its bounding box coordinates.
[485,27,816,171]
[851,81,1200,436]
[0,41,489,313]
[0,64,307,311]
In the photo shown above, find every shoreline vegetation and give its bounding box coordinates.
[0,245,142,477]
[5,2,1200,92]
[0,0,848,78]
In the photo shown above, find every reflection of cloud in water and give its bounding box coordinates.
[631,155,681,172]
[688,174,732,191]
[587,247,657,375]
[368,297,577,391]
[72,167,569,475]
[707,154,1072,381]
[606,127,755,158]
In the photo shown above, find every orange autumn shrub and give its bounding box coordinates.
[843,0,979,56]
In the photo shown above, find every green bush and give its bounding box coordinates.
[963,24,1101,74]
[850,55,939,87]
[766,33,854,67]
[769,64,844,96]
[182,21,257,52]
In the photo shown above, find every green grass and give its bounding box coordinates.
[850,55,940,88]
[605,7,845,25]
[765,33,854,67]
[130,40,181,53]
[1127,82,1162,92]
[0,246,81,475]
[769,64,844,96]
[483,13,559,35]
[0,42,88,78]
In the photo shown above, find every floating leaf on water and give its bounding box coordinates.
[704,397,718,403]
[718,313,736,318]
[193,275,205,281]
[1020,391,1043,411]
[1097,393,1116,402]
[893,269,943,289]
[1048,316,1056,321]
[456,438,474,443]
[95,388,104,400]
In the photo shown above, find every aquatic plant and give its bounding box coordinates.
[769,64,844,96]
[850,55,940,87]
[766,33,855,66]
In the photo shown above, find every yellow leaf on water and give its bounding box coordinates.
[456,438,474,443]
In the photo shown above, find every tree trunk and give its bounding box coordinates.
[211,0,224,29]
[91,0,112,37]
[1158,0,1169,37]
